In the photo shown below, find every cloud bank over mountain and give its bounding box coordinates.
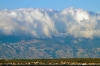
[0,7,100,39]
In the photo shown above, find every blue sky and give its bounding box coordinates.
[0,0,100,12]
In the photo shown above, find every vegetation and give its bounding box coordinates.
[0,58,100,63]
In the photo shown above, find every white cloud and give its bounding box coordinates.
[0,7,100,38]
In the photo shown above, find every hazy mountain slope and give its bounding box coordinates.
[0,36,100,59]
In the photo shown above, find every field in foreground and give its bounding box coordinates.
[0,58,100,65]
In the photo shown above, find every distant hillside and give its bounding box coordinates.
[0,36,100,59]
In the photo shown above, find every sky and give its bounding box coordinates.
[0,0,100,12]
[0,0,100,39]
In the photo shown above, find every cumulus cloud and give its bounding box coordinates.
[0,7,100,39]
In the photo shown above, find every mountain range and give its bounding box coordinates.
[0,35,100,59]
